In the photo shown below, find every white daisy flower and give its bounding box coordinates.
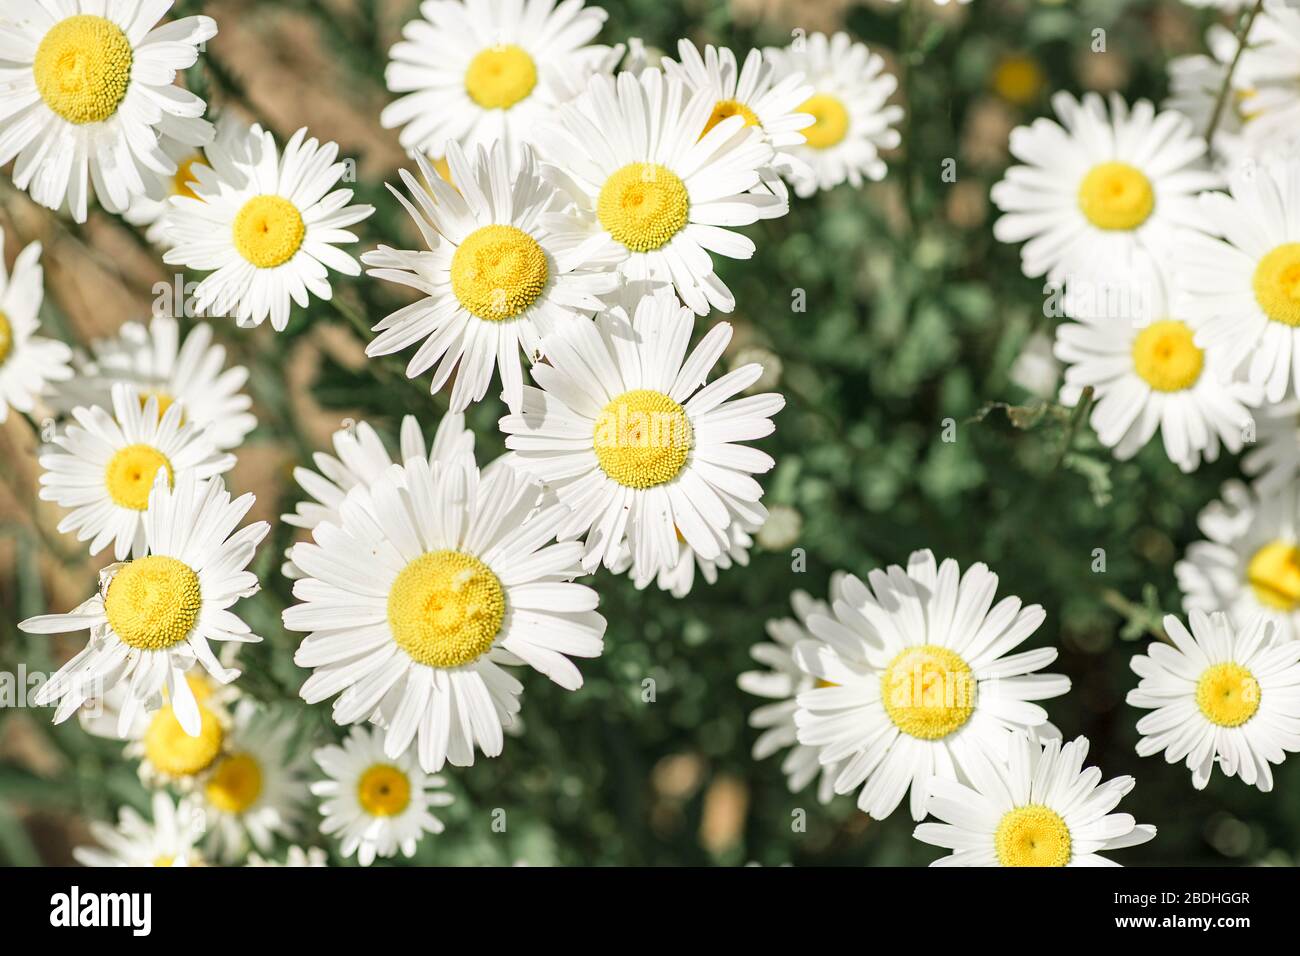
[74,791,206,867]
[913,735,1156,867]
[37,383,235,559]
[362,143,621,413]
[0,0,217,222]
[20,471,268,733]
[162,124,375,331]
[640,519,755,598]
[498,287,784,579]
[284,457,606,772]
[1242,399,1300,494]
[991,92,1217,283]
[1128,610,1300,791]
[1164,25,1254,164]
[763,32,902,199]
[381,0,608,160]
[793,549,1071,822]
[312,725,453,866]
[1232,0,1300,158]
[535,68,782,315]
[246,845,329,867]
[0,229,71,423]
[110,671,240,787]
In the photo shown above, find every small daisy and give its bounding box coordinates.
[536,68,782,315]
[991,92,1218,283]
[284,457,606,772]
[639,519,756,598]
[0,0,217,222]
[763,32,902,198]
[381,0,609,159]
[362,143,621,413]
[246,845,329,867]
[1164,25,1254,163]
[0,229,72,423]
[499,287,784,579]
[38,383,235,559]
[74,791,206,867]
[312,725,453,866]
[1128,610,1300,791]
[115,672,239,787]
[1233,1,1300,157]
[162,124,375,331]
[1242,399,1300,494]
[793,549,1070,821]
[913,735,1156,867]
[20,471,268,733]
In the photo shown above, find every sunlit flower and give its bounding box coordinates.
[0,229,71,423]
[74,791,206,867]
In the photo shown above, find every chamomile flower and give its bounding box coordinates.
[381,0,608,159]
[1128,610,1300,791]
[162,125,375,332]
[0,1,217,222]
[0,230,71,423]
[1233,1,1300,158]
[362,144,621,413]
[20,472,268,734]
[284,457,606,772]
[913,735,1156,867]
[639,519,755,598]
[991,92,1217,283]
[312,725,453,866]
[793,549,1070,822]
[1242,399,1300,494]
[74,791,206,867]
[105,672,240,787]
[499,287,784,578]
[1164,25,1253,164]
[536,69,782,315]
[38,383,235,560]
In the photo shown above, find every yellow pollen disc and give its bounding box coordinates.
[1252,243,1300,327]
[464,44,537,110]
[593,388,693,489]
[992,55,1045,106]
[143,703,224,777]
[797,93,850,149]
[388,550,506,668]
[597,163,690,253]
[450,224,549,321]
[104,555,202,650]
[232,195,305,269]
[0,311,12,365]
[153,855,175,867]
[357,764,412,817]
[1077,162,1155,231]
[1131,319,1203,392]
[1196,662,1260,728]
[702,98,761,138]
[205,753,263,813]
[1246,540,1300,610]
[33,15,133,125]
[104,443,173,510]
[994,805,1072,867]
[880,644,975,740]
[173,155,205,200]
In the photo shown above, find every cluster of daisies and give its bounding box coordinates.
[2,1,905,864]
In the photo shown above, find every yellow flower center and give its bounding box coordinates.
[797,93,850,149]
[1196,662,1260,728]
[1252,243,1300,327]
[593,388,693,489]
[153,855,176,867]
[104,443,172,510]
[357,764,412,817]
[388,550,506,668]
[597,163,690,253]
[1077,162,1155,231]
[1246,540,1300,610]
[450,224,549,321]
[104,556,202,650]
[143,703,224,777]
[994,805,1072,867]
[0,311,12,365]
[33,14,133,125]
[232,195,305,269]
[173,155,205,200]
[137,389,179,422]
[464,44,537,110]
[992,55,1045,106]
[1131,319,1203,392]
[702,98,761,138]
[205,753,263,814]
[880,644,975,740]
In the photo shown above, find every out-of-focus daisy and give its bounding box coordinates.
[536,69,781,315]
[246,846,329,867]
[163,125,374,331]
[793,549,1070,821]
[74,791,206,867]
[118,672,238,787]
[312,725,453,866]
[1233,1,1300,158]
[38,383,234,559]
[21,472,268,733]
[0,230,71,423]
[991,92,1217,283]
[1164,25,1254,164]
[362,144,620,413]
[381,0,608,159]
[1242,400,1300,494]
[285,458,606,772]
[913,735,1156,867]
[0,1,216,222]
[1128,610,1300,791]
[499,287,783,578]
[764,32,902,198]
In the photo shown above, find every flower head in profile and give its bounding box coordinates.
[0,229,72,423]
